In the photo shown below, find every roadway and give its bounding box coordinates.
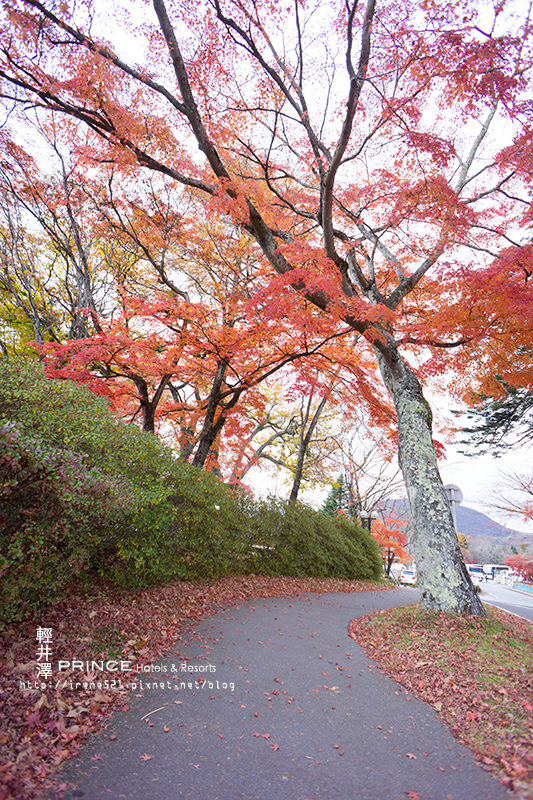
[479,581,533,623]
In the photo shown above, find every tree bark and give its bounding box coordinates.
[289,394,328,503]
[132,374,171,434]
[192,359,227,468]
[374,340,485,615]
[192,359,248,469]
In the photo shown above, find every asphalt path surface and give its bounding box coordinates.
[52,588,511,800]
[480,581,533,622]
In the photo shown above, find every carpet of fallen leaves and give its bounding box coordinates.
[0,574,387,799]
[349,603,533,799]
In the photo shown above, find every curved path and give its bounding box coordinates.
[53,588,510,800]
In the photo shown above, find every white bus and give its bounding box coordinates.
[483,564,513,581]
[466,564,485,583]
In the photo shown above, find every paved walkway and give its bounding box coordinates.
[52,589,511,800]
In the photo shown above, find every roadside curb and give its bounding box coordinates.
[485,584,533,598]
[481,598,531,623]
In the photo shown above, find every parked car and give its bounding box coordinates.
[399,568,417,585]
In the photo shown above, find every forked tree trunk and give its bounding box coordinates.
[132,374,171,434]
[374,342,485,615]
[192,360,244,469]
[288,394,328,503]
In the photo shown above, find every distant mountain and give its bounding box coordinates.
[380,499,533,562]
[455,506,532,542]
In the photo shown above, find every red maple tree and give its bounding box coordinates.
[371,515,411,576]
[1,0,530,612]
[506,554,533,582]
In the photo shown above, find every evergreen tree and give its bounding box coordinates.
[460,381,533,454]
[322,475,357,520]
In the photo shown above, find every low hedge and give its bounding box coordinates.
[239,497,382,581]
[0,359,383,622]
[0,421,134,621]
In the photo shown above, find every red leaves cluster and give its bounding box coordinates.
[506,556,533,582]
[349,606,533,796]
[370,515,410,571]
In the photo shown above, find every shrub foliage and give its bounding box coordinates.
[0,360,382,621]
[0,421,133,618]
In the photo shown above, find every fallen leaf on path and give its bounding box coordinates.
[0,574,400,798]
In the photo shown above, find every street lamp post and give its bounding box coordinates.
[444,484,463,531]
[361,513,373,533]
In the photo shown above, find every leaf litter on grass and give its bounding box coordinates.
[348,604,533,798]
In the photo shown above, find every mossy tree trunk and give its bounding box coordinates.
[374,340,485,616]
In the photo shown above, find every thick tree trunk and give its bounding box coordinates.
[374,342,485,615]
[132,374,171,434]
[192,360,245,469]
[132,377,156,434]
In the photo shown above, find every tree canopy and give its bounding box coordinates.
[0,0,531,612]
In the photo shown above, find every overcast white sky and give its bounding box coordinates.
[438,444,532,534]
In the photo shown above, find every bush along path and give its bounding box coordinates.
[349,605,533,798]
[0,360,383,627]
[0,575,389,800]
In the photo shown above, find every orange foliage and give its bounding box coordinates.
[370,515,411,574]
[0,0,530,475]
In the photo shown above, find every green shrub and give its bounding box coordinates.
[241,497,382,581]
[0,358,176,488]
[0,421,134,621]
[0,359,383,621]
[0,360,177,616]
[110,466,254,587]
[0,359,257,597]
[332,515,383,579]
